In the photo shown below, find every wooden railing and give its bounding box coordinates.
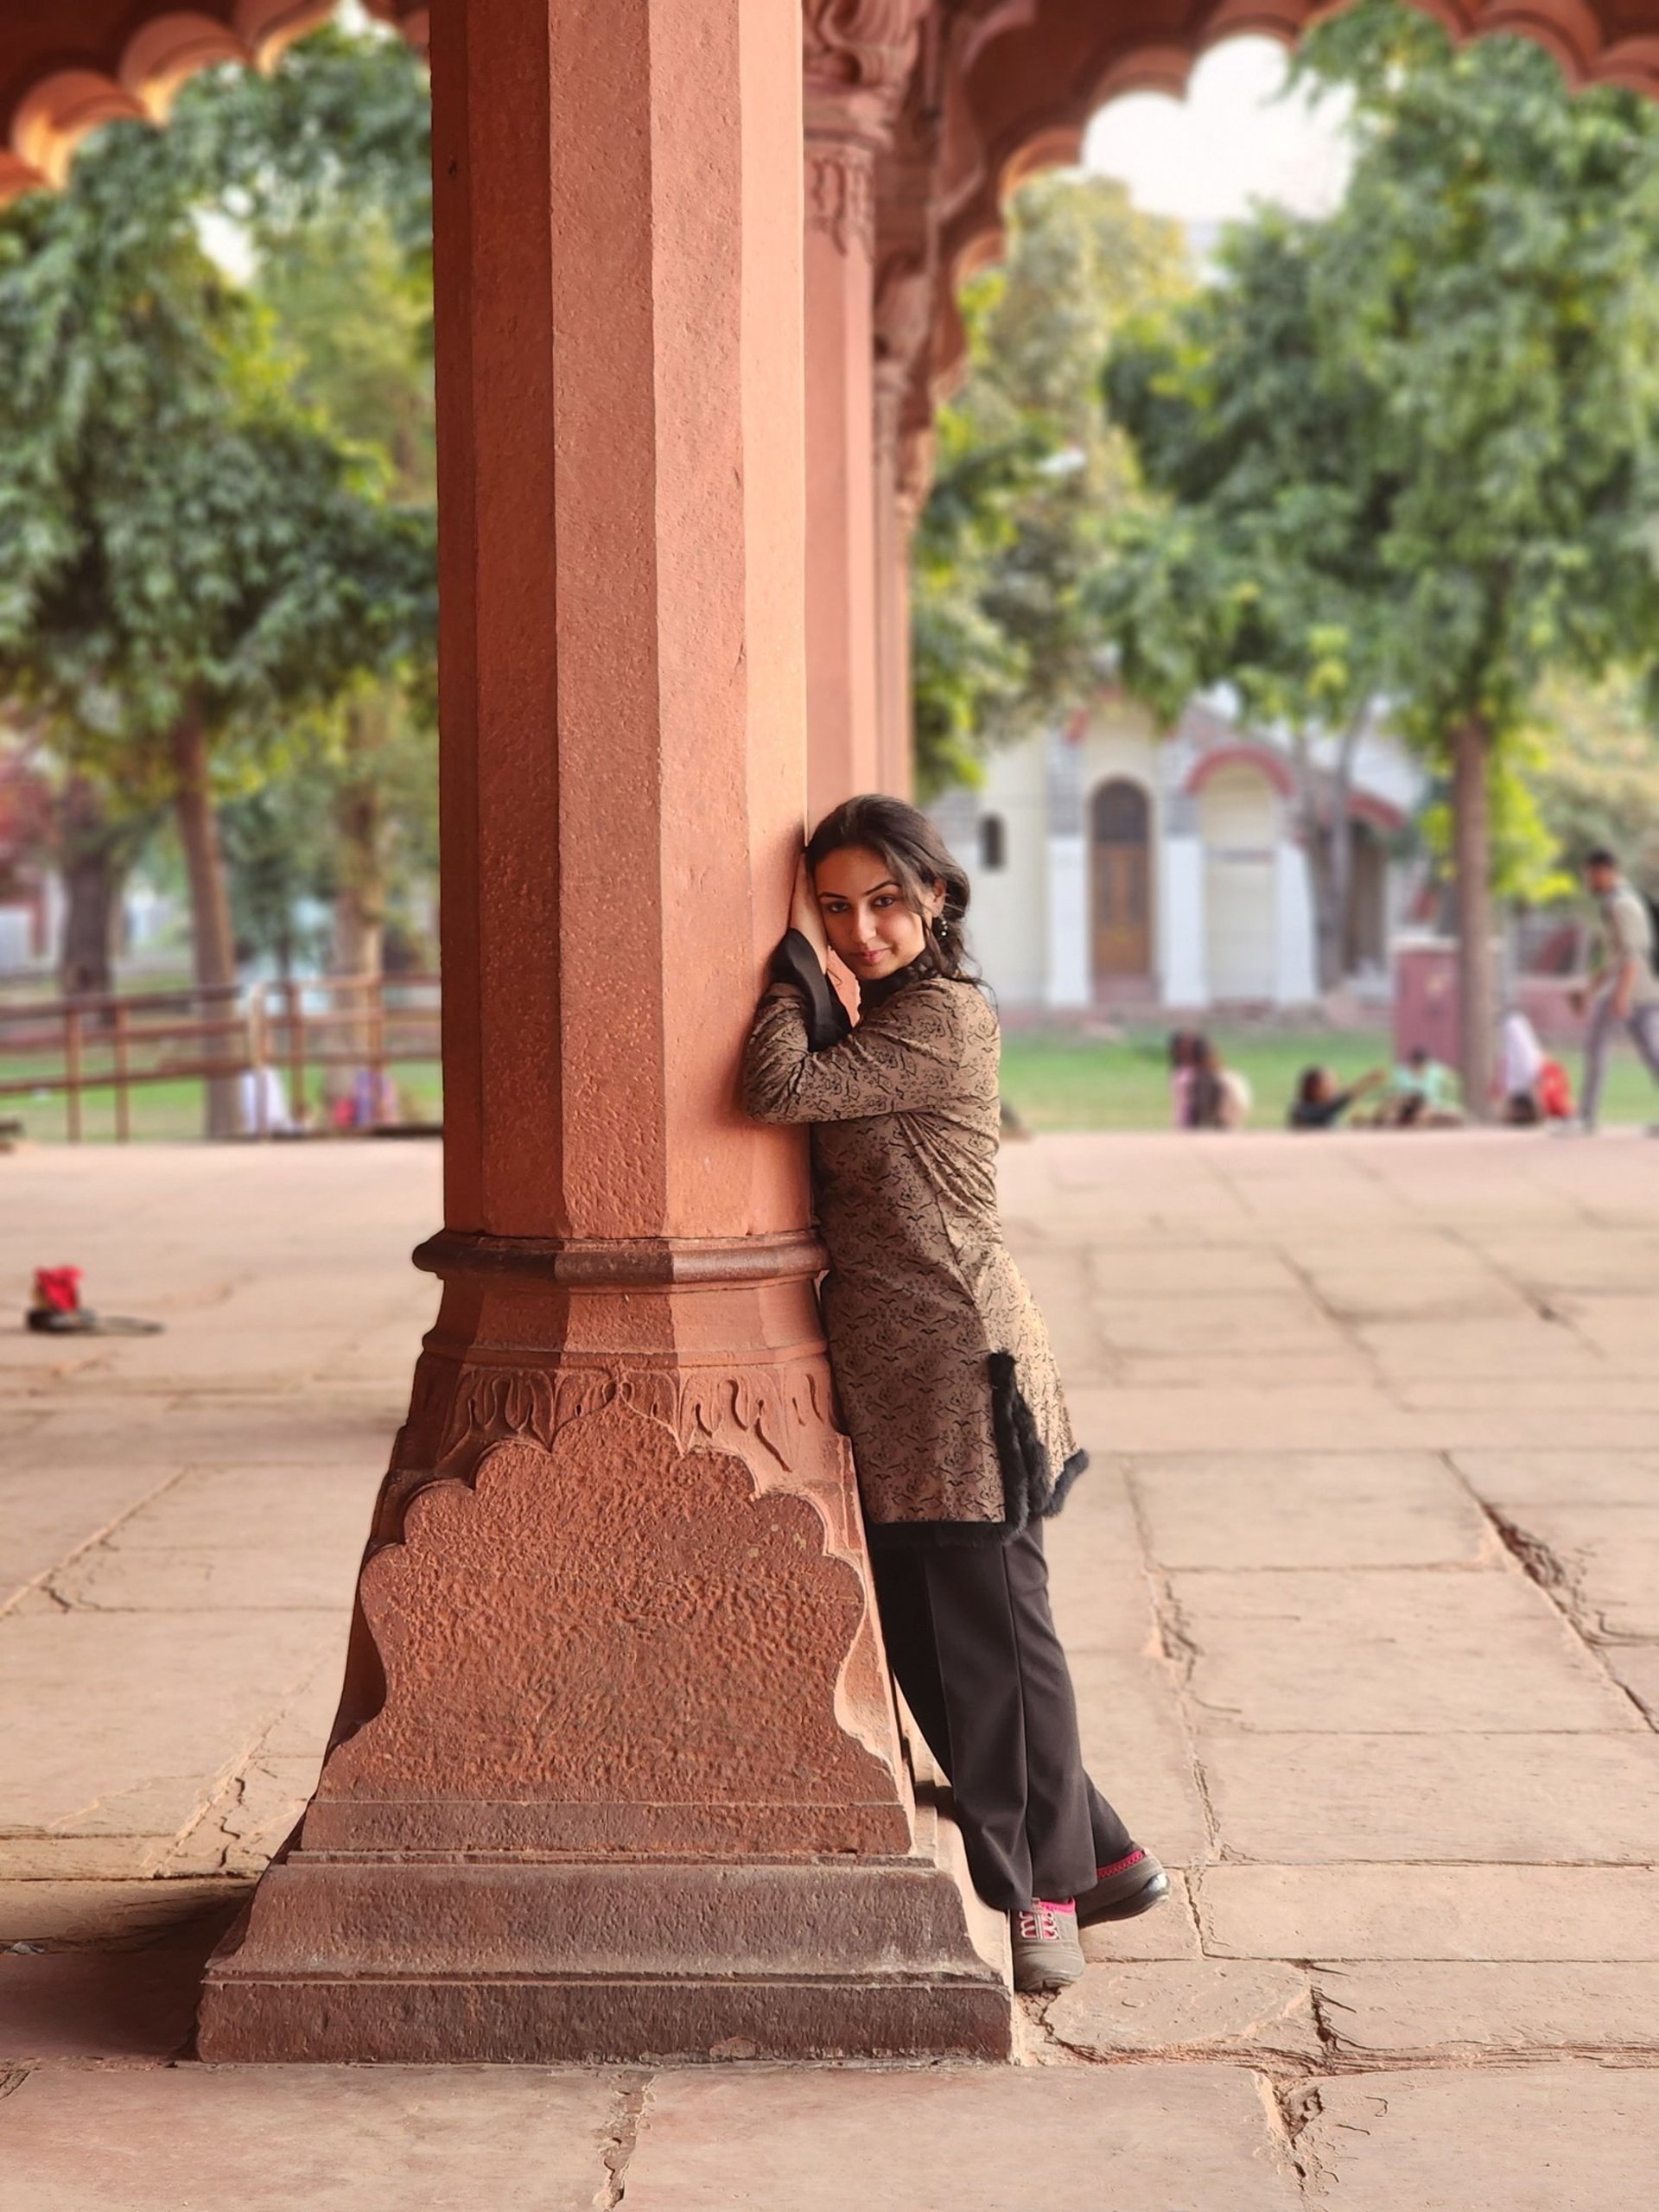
[0,975,441,1141]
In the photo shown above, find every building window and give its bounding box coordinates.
[979,814,1007,872]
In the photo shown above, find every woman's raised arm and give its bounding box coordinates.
[742,981,979,1125]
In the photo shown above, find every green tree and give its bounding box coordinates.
[1525,674,1659,889]
[1306,0,1659,1109]
[1096,0,1659,1108]
[0,44,434,1129]
[199,22,436,1017]
[1097,211,1391,990]
[912,172,1187,795]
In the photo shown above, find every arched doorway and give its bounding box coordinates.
[1090,778,1152,990]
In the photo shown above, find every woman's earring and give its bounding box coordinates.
[931,913,949,943]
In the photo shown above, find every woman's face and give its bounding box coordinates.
[812,843,943,983]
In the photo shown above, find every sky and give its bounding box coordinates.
[1082,35,1353,233]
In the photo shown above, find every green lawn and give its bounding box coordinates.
[4,1023,1656,1141]
[997,1024,1659,1131]
[0,1059,443,1144]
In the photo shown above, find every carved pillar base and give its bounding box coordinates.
[196,1235,1011,2063]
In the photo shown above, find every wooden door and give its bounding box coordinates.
[1090,780,1151,982]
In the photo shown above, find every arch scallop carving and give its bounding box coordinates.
[0,0,426,202]
[923,0,1659,407]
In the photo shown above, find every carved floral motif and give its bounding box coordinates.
[802,0,930,94]
[435,1357,842,1479]
[807,141,875,255]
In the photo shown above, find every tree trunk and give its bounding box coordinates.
[57,776,124,1001]
[326,701,389,1118]
[1452,715,1495,1122]
[170,709,243,1138]
[1325,714,1366,989]
[1289,726,1350,995]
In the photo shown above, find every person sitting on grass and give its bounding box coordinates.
[1384,1046,1462,1127]
[1288,1064,1388,1128]
[1500,1010,1574,1125]
[1167,1030,1199,1127]
[1186,1035,1252,1129]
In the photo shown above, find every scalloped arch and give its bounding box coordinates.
[0,0,428,203]
[929,0,1659,397]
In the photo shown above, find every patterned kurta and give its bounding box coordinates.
[741,942,1084,1543]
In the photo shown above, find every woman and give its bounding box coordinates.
[1288,1063,1387,1128]
[741,795,1166,1993]
[1186,1035,1251,1129]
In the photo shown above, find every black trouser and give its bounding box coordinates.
[871,1522,1134,1913]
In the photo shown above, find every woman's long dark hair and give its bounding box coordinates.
[805,794,979,983]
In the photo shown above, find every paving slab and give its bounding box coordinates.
[0,1876,251,1944]
[1174,1566,1637,1732]
[1090,1290,1348,1357]
[1083,1245,1300,1296]
[1065,1649,1209,1866]
[1318,1960,1659,2056]
[1293,1268,1532,1322]
[0,1904,236,2061]
[1047,1958,1320,2059]
[0,1609,338,1873]
[1452,1449,1659,1506]
[0,2064,618,2212]
[1198,1864,1659,1961]
[1300,2064,1659,2211]
[1479,1501,1659,1640]
[1201,1732,1659,1862]
[1605,1643,1659,1723]
[1070,1382,1432,1454]
[1130,1452,1489,1569]
[0,1459,185,1611]
[1354,1316,1609,1381]
[158,1751,324,1876]
[1079,1872,1204,1961]
[621,2064,1301,2211]
[0,1398,404,1464]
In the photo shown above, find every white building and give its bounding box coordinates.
[931,693,1423,1015]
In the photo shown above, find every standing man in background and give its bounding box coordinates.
[1572,849,1659,1132]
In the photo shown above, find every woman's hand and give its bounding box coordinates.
[789,854,830,971]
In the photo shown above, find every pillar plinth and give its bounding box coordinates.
[197,0,1008,2064]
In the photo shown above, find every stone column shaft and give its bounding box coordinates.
[804,114,881,819]
[801,3,926,820]
[873,359,914,799]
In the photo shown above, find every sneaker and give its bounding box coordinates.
[1010,1898,1084,1993]
[1074,1847,1170,1929]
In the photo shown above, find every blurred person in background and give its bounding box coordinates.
[1566,849,1659,1133]
[1187,1035,1251,1129]
[1288,1064,1388,1129]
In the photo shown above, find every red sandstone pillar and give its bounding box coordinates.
[873,260,931,802]
[803,3,927,820]
[197,0,1006,2064]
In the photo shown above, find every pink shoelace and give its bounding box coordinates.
[1015,1900,1077,1943]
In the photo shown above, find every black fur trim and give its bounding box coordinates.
[864,1353,1089,1548]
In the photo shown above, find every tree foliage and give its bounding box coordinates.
[912,172,1187,795]
[1093,0,1659,1086]
[0,96,434,777]
[0,18,436,1028]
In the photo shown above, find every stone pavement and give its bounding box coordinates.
[3,1131,1658,2206]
